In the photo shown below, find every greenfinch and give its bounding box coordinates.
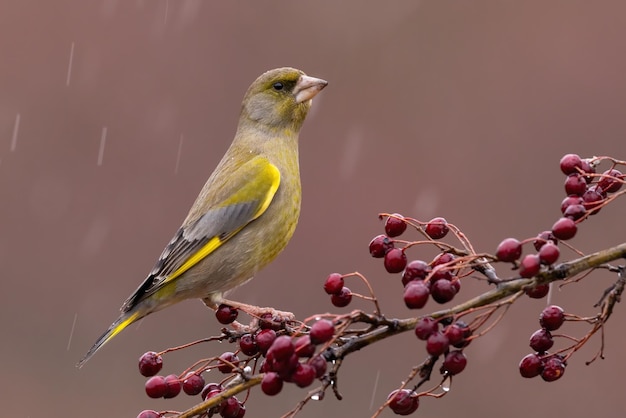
[78,67,327,367]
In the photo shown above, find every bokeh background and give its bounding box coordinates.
[2,1,626,417]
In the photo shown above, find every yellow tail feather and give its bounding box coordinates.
[76,310,142,368]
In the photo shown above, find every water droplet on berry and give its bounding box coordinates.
[442,375,451,392]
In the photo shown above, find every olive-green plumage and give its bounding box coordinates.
[78,67,327,367]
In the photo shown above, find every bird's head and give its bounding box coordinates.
[241,67,328,131]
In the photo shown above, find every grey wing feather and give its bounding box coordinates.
[121,201,259,312]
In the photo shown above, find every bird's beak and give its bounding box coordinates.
[294,75,328,104]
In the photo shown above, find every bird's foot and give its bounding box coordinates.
[229,320,254,333]
[220,299,296,323]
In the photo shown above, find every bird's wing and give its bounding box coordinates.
[121,155,280,312]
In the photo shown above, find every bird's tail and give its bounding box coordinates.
[76,310,143,368]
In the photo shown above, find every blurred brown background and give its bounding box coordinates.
[1,1,626,417]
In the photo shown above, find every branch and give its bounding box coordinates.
[324,242,626,361]
[172,242,626,418]
[176,374,262,418]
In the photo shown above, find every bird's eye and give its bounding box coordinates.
[272,82,284,91]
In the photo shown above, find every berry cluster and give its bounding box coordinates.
[135,314,333,417]
[139,350,246,417]
[414,317,470,373]
[350,215,475,415]
[495,233,562,287]
[368,215,464,309]
[373,315,471,415]
[259,320,332,395]
[558,154,623,229]
[519,305,567,382]
[323,273,352,307]
[492,155,625,297]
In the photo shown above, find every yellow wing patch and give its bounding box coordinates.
[254,162,281,217]
[221,160,280,212]
[162,160,280,284]
[166,236,223,282]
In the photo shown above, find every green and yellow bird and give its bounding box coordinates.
[78,67,327,367]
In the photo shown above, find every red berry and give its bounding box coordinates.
[426,331,449,356]
[402,260,431,286]
[138,351,163,377]
[495,238,522,262]
[255,329,277,354]
[580,158,596,183]
[551,217,577,240]
[388,389,419,415]
[525,284,550,299]
[259,358,271,373]
[430,279,457,303]
[137,411,160,418]
[369,234,394,258]
[182,373,205,396]
[432,252,455,266]
[519,254,541,278]
[519,353,543,378]
[442,350,467,375]
[145,375,167,398]
[215,304,238,324]
[538,242,559,265]
[449,321,472,349]
[529,328,554,352]
[563,204,586,221]
[201,383,222,400]
[239,334,259,356]
[205,389,224,414]
[560,153,582,175]
[582,186,604,214]
[414,317,438,340]
[292,363,316,388]
[430,265,453,282]
[533,231,558,251]
[385,214,408,237]
[294,335,315,358]
[403,281,430,309]
[444,322,467,347]
[261,372,283,396]
[598,169,624,193]
[220,396,241,418]
[163,374,182,399]
[560,195,583,214]
[384,248,407,273]
[323,273,344,295]
[267,336,294,361]
[540,305,565,331]
[271,353,298,378]
[330,286,352,307]
[425,217,449,239]
[541,355,566,382]
[217,352,240,373]
[564,174,587,196]
[310,319,334,344]
[234,403,246,418]
[310,354,327,378]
